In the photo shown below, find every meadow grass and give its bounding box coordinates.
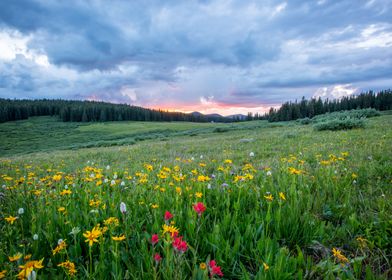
[0,115,391,279]
[0,116,281,156]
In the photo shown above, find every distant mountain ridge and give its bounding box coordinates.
[191,111,247,120]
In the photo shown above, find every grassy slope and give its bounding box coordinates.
[0,116,283,156]
[0,115,391,279]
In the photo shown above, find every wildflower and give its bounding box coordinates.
[264,194,273,201]
[112,235,126,242]
[24,255,31,261]
[18,208,24,215]
[83,226,102,247]
[17,259,44,280]
[104,217,119,227]
[60,189,72,196]
[197,175,210,182]
[120,202,127,214]
[144,164,153,171]
[154,253,162,264]
[224,159,232,164]
[288,167,303,175]
[172,236,188,253]
[52,239,67,255]
[356,236,367,248]
[195,192,203,198]
[151,234,159,245]
[33,234,38,241]
[5,216,18,224]
[58,207,66,213]
[200,262,207,270]
[332,247,349,264]
[263,262,269,271]
[0,270,7,279]
[279,192,286,201]
[249,152,255,157]
[154,253,162,263]
[209,260,223,277]
[58,260,77,276]
[52,174,62,181]
[151,204,159,209]
[9,252,23,262]
[193,202,206,216]
[164,211,173,221]
[162,224,179,237]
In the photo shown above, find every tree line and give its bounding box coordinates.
[1,89,391,124]
[0,99,231,123]
[259,89,392,122]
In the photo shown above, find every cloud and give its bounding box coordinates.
[313,84,358,99]
[0,0,391,114]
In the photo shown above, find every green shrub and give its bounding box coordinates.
[313,118,365,131]
[312,108,380,123]
[299,117,311,125]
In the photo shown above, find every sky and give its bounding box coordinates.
[0,0,391,116]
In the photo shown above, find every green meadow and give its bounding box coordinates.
[0,115,391,279]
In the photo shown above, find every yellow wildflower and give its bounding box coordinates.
[9,252,23,262]
[52,240,67,255]
[17,259,44,280]
[104,217,119,227]
[162,224,179,237]
[52,174,62,181]
[0,270,7,279]
[264,194,273,201]
[195,192,203,198]
[356,237,367,248]
[332,248,349,264]
[60,189,72,196]
[151,204,159,209]
[263,262,269,271]
[58,260,77,276]
[200,263,207,270]
[5,216,18,224]
[288,167,303,175]
[83,226,102,247]
[279,192,286,201]
[112,235,126,241]
[197,175,210,182]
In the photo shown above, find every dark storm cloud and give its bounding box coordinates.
[0,0,391,112]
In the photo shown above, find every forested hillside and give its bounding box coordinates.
[265,89,392,122]
[0,99,229,123]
